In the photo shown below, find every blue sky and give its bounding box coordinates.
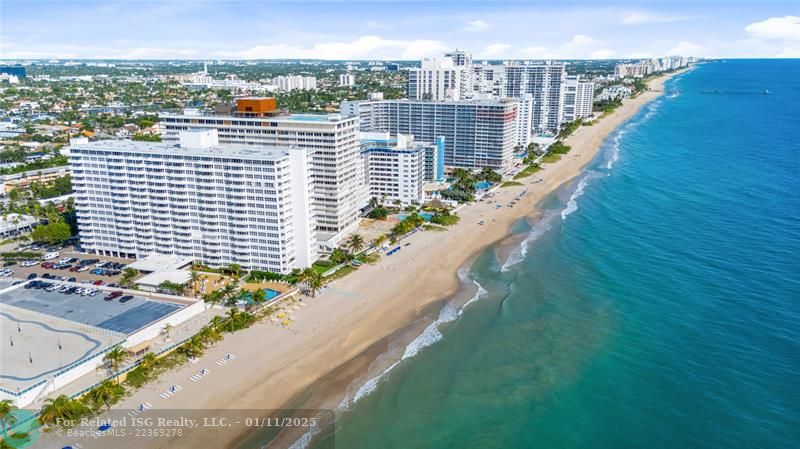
[1,1,799,59]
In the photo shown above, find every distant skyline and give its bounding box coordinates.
[1,1,799,60]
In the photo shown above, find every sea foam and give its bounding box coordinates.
[561,177,589,221]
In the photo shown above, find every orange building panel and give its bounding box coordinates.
[236,97,278,114]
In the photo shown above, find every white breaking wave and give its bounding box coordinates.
[606,129,626,170]
[501,216,554,272]
[337,279,487,411]
[288,427,319,449]
[459,280,487,315]
[561,177,589,221]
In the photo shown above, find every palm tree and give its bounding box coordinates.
[0,400,16,437]
[252,288,267,306]
[189,270,201,295]
[138,352,158,373]
[86,380,124,411]
[219,283,239,307]
[104,346,128,382]
[209,315,224,330]
[346,234,365,254]
[39,395,87,426]
[180,336,206,359]
[226,263,242,279]
[372,234,387,249]
[120,268,139,288]
[307,272,325,298]
[160,324,173,341]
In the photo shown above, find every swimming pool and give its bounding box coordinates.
[396,213,434,221]
[475,181,493,190]
[241,288,281,304]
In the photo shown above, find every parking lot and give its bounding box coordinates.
[0,282,184,335]
[2,249,135,287]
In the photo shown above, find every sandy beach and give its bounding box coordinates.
[45,69,684,449]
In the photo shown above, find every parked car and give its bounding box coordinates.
[119,295,134,303]
[20,260,38,267]
[77,266,91,272]
[41,262,54,269]
[27,273,37,280]
[93,280,104,286]
[43,252,59,261]
[67,277,76,283]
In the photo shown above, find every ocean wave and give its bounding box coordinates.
[561,177,589,221]
[501,216,555,272]
[606,128,626,170]
[459,280,487,315]
[338,279,487,410]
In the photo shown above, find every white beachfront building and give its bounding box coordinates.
[68,129,317,273]
[160,98,366,250]
[561,75,596,123]
[340,98,519,170]
[360,132,428,205]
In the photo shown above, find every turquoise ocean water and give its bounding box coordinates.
[308,60,800,449]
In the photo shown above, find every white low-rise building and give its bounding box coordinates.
[0,214,39,239]
[598,85,633,101]
[69,129,317,274]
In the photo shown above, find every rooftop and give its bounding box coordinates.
[160,110,350,124]
[126,254,194,273]
[69,139,299,160]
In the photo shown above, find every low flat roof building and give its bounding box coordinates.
[0,213,38,239]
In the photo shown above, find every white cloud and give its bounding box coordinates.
[621,12,696,25]
[625,51,655,59]
[463,19,489,32]
[568,34,598,46]
[745,16,800,41]
[219,36,448,60]
[481,43,511,58]
[590,49,616,59]
[516,34,605,59]
[777,46,800,57]
[517,46,553,59]
[666,41,705,57]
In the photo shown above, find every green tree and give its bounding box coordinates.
[30,222,72,245]
[158,281,187,295]
[0,400,16,437]
[86,380,125,411]
[346,234,365,254]
[251,288,267,305]
[307,272,325,298]
[120,268,139,288]
[39,395,88,426]
[103,346,128,382]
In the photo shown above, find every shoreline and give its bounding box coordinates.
[44,68,687,449]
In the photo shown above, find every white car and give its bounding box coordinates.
[87,289,99,297]
[77,266,91,272]
[43,252,59,260]
[20,260,38,267]
[46,283,62,292]
[95,261,107,268]
[0,269,12,277]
